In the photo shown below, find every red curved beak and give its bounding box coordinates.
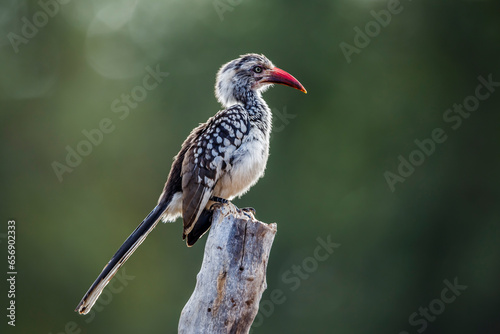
[263,67,307,94]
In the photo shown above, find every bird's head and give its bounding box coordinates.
[215,53,306,107]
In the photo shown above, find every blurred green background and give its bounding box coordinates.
[1,0,499,333]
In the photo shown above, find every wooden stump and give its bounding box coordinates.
[178,204,277,334]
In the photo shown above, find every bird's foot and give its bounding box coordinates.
[241,207,256,216]
[209,196,237,215]
[239,207,256,220]
[209,197,256,220]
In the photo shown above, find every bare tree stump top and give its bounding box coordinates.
[178,204,277,334]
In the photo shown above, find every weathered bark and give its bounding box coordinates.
[178,204,277,334]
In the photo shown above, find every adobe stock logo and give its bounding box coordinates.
[251,235,340,331]
[48,268,135,334]
[213,0,244,21]
[384,74,499,192]
[7,0,73,54]
[399,277,467,334]
[51,65,169,182]
[339,0,407,64]
[271,106,296,133]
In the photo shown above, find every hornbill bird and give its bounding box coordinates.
[75,53,306,315]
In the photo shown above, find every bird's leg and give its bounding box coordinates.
[210,196,229,204]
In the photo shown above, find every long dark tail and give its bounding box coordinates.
[75,203,167,314]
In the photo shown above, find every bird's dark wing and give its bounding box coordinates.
[181,149,218,237]
[181,105,250,241]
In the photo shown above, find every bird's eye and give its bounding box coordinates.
[253,66,263,73]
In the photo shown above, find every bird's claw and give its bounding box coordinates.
[241,207,256,216]
[239,207,256,220]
